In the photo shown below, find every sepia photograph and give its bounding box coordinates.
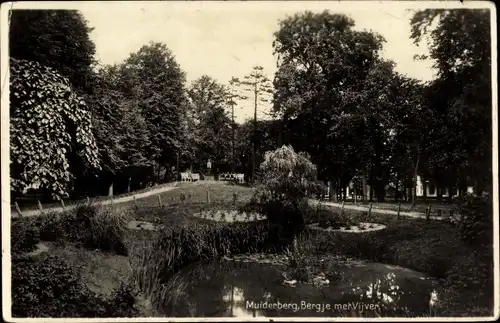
[1,0,498,321]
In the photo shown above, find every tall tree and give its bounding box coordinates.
[187,75,233,172]
[81,64,154,196]
[240,66,273,182]
[9,10,97,94]
[272,11,386,200]
[227,77,247,173]
[410,9,492,195]
[119,42,187,183]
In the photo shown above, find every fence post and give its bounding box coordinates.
[15,202,23,217]
[397,202,401,221]
[368,202,373,218]
[157,195,163,209]
[206,189,211,204]
[341,200,345,216]
[426,204,432,221]
[60,199,66,211]
[37,200,44,215]
[133,195,138,210]
[233,192,237,205]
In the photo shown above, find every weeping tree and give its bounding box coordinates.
[257,145,323,245]
[10,58,100,200]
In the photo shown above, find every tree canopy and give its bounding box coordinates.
[9,10,97,93]
[410,9,492,194]
[186,75,233,171]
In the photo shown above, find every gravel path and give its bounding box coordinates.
[308,199,461,222]
[11,182,179,218]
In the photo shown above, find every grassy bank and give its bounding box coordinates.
[297,204,494,317]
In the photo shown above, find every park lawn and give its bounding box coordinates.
[132,181,254,208]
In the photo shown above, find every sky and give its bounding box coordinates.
[77,1,440,123]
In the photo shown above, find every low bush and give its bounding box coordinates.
[38,204,129,255]
[455,194,493,245]
[11,217,40,255]
[39,211,67,242]
[284,235,316,282]
[436,247,494,316]
[11,255,139,317]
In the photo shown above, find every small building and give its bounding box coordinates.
[330,175,475,200]
[415,176,474,198]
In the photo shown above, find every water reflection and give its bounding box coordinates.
[161,258,439,317]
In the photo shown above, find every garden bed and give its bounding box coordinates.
[192,209,266,222]
[308,221,386,233]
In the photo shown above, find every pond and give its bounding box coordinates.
[159,256,440,318]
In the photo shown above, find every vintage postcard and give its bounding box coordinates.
[1,0,498,321]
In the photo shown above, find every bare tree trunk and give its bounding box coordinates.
[108,182,114,197]
[412,150,420,207]
[422,177,427,201]
[395,174,399,201]
[362,168,368,203]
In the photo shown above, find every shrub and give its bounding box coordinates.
[38,204,129,255]
[11,255,138,317]
[104,282,140,317]
[437,248,494,316]
[284,236,316,282]
[11,217,40,255]
[85,205,129,255]
[39,212,67,242]
[456,194,492,245]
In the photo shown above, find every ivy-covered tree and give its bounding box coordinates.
[10,58,100,200]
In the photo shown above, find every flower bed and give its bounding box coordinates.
[192,209,266,223]
[308,222,386,233]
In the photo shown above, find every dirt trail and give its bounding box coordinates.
[11,182,179,218]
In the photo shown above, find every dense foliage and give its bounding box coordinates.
[267,9,492,201]
[10,58,100,200]
[456,194,493,245]
[9,10,97,94]
[411,9,492,195]
[12,256,138,317]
